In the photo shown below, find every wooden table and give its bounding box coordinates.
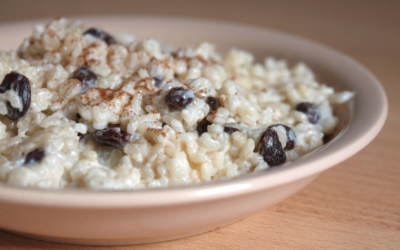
[0,0,399,249]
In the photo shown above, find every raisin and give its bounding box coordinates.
[206,96,221,115]
[78,132,88,141]
[0,71,31,121]
[296,102,320,124]
[196,119,210,136]
[24,148,45,165]
[171,51,183,58]
[153,76,163,88]
[323,134,334,144]
[93,128,132,147]
[165,87,195,110]
[224,127,239,134]
[72,67,97,92]
[258,126,287,167]
[84,28,116,45]
[282,126,297,151]
[76,113,81,119]
[269,124,297,151]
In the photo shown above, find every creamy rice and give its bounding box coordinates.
[0,18,353,190]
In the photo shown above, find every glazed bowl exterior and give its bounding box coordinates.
[0,16,387,245]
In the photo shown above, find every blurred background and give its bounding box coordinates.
[0,0,400,66]
[0,0,398,61]
[1,0,398,96]
[1,0,399,63]
[1,0,398,61]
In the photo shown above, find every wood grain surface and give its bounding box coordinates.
[0,0,399,249]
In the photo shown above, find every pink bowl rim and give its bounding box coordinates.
[0,15,388,208]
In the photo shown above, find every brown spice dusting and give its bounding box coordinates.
[145,137,156,146]
[195,56,208,65]
[135,78,157,92]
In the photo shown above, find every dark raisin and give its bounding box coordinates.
[153,76,163,88]
[84,28,116,45]
[196,119,210,136]
[78,132,88,141]
[93,128,132,147]
[224,127,239,134]
[0,71,31,121]
[206,96,221,115]
[24,148,45,165]
[258,126,287,167]
[165,87,195,110]
[296,102,320,124]
[171,51,183,58]
[283,127,297,151]
[72,67,97,92]
[269,124,297,151]
[76,113,81,119]
[323,134,331,144]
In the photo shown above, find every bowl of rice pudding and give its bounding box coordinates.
[0,17,387,245]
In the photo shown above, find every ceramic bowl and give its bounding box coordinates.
[0,16,387,245]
